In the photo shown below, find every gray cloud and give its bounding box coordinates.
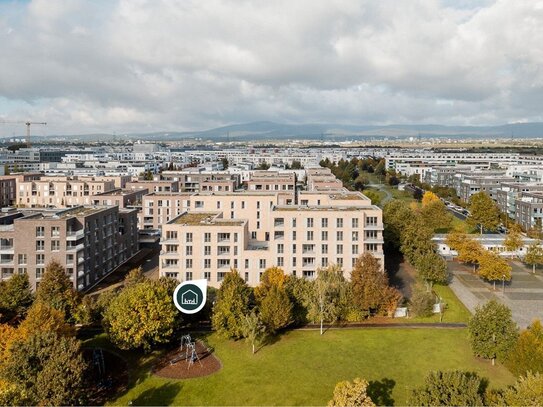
[1,0,543,135]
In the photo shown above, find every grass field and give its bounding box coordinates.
[93,327,514,406]
[407,284,472,323]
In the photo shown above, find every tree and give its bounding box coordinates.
[241,310,266,354]
[256,162,270,170]
[419,200,453,231]
[290,160,302,170]
[283,275,312,326]
[524,241,543,273]
[0,331,86,406]
[408,370,486,406]
[363,190,381,206]
[103,279,178,350]
[259,286,292,333]
[449,233,484,271]
[254,266,287,302]
[421,191,440,207]
[374,160,386,176]
[123,266,146,287]
[0,273,33,319]
[400,216,435,265]
[468,192,500,234]
[505,319,543,377]
[477,251,512,290]
[211,270,252,339]
[220,157,229,170]
[310,265,348,335]
[499,372,543,406]
[410,285,435,317]
[468,300,518,365]
[19,302,74,337]
[328,378,376,407]
[504,224,524,256]
[35,260,77,321]
[351,253,401,316]
[383,200,416,249]
[353,174,369,190]
[415,251,448,291]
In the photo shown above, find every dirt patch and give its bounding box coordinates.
[82,348,128,405]
[153,340,221,379]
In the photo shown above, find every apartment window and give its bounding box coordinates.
[259,259,266,269]
[366,216,378,225]
[51,226,60,237]
[352,218,359,228]
[36,226,44,237]
[337,218,343,228]
[185,259,192,268]
[352,244,359,255]
[36,267,44,279]
[277,257,284,267]
[195,201,204,208]
[337,244,343,255]
[352,258,357,268]
[186,271,193,281]
[257,221,260,229]
[277,243,284,254]
[292,257,297,267]
[18,254,27,265]
[244,272,249,282]
[292,218,297,227]
[18,267,27,274]
[352,231,359,241]
[366,243,378,252]
[186,232,193,243]
[234,233,238,243]
[51,240,60,251]
[257,201,261,209]
[204,259,211,268]
[307,218,314,228]
[36,240,45,251]
[292,231,297,240]
[216,201,221,209]
[218,233,230,242]
[204,271,211,281]
[186,246,193,256]
[257,212,260,219]
[365,230,378,239]
[245,259,249,269]
[218,259,231,268]
[217,246,230,255]
[241,201,245,209]
[307,231,313,241]
[337,231,343,241]
[36,254,45,265]
[230,211,234,219]
[204,233,211,242]
[336,258,343,266]
[321,218,328,228]
[321,244,328,254]
[204,246,211,256]
[251,231,257,239]
[321,258,328,267]
[230,201,235,209]
[321,231,328,241]
[166,231,178,240]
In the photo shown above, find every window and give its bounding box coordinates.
[204,246,211,256]
[321,258,328,267]
[230,201,235,209]
[257,201,261,209]
[352,244,359,255]
[186,271,193,280]
[204,271,211,281]
[186,232,193,242]
[277,243,284,254]
[251,231,257,239]
[337,244,343,254]
[218,233,230,242]
[352,231,359,241]
[337,231,343,241]
[241,201,245,209]
[234,233,238,243]
[218,259,231,268]
[307,218,314,228]
[18,267,27,274]
[36,267,44,279]
[18,254,27,265]
[337,258,343,266]
[321,230,328,241]
[274,231,284,240]
[352,258,357,268]
[292,231,297,240]
[217,246,230,255]
[204,259,211,268]
[366,243,378,252]
[321,244,328,254]
[366,216,378,225]
[277,257,284,267]
[259,259,266,269]
[244,272,249,282]
[321,218,328,228]
[204,233,211,242]
[257,221,260,229]
[352,218,359,228]
[307,231,313,241]
[186,246,192,256]
[51,240,60,251]
[195,201,204,208]
[245,259,249,269]
[292,218,297,227]
[292,257,297,267]
[36,226,44,237]
[36,240,44,251]
[365,230,378,239]
[302,244,315,253]
[51,226,60,237]
[216,201,221,209]
[36,254,45,265]
[185,259,192,268]
[337,218,343,228]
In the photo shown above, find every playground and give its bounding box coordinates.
[82,348,128,405]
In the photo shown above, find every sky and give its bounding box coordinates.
[1,0,543,135]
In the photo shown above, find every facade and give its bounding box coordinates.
[515,192,543,231]
[0,177,16,207]
[159,190,384,287]
[0,206,138,291]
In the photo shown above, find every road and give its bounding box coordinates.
[368,183,393,205]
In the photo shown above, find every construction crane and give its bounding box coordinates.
[0,120,47,147]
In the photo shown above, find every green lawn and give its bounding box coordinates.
[407,284,472,323]
[95,327,514,406]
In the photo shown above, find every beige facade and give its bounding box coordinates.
[92,188,147,208]
[0,205,138,291]
[159,190,384,287]
[246,171,296,192]
[125,180,179,193]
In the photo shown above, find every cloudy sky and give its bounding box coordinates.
[0,0,542,135]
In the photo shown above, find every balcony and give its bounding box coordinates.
[364,223,384,230]
[66,230,85,240]
[0,245,14,254]
[66,243,85,252]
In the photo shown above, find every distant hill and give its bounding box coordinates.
[2,121,543,142]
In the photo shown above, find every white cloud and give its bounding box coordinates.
[1,0,543,134]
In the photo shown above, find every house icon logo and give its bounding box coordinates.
[173,279,207,314]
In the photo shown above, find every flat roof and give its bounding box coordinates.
[172,211,245,226]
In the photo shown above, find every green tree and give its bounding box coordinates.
[19,302,74,337]
[478,251,512,290]
[0,273,33,319]
[499,372,543,406]
[328,377,376,407]
[400,216,435,265]
[290,160,302,169]
[254,266,287,302]
[415,251,449,291]
[353,174,369,190]
[351,253,401,316]
[103,279,178,350]
[124,266,146,287]
[283,275,312,326]
[0,331,86,406]
[310,265,348,335]
[421,191,440,207]
[259,286,292,333]
[505,319,543,377]
[374,160,386,176]
[420,200,453,231]
[524,241,543,274]
[410,285,435,318]
[504,224,524,256]
[408,370,486,406]
[35,260,77,321]
[363,190,381,206]
[468,300,518,365]
[468,192,501,234]
[241,309,266,354]
[383,200,416,249]
[220,157,229,170]
[211,270,252,339]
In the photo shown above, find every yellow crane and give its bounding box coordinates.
[0,120,47,147]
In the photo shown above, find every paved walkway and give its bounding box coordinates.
[448,260,543,328]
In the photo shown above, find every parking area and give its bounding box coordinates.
[448,260,543,328]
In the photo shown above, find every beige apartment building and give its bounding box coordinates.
[0,205,138,291]
[125,180,179,193]
[16,176,116,208]
[246,171,296,192]
[159,190,384,287]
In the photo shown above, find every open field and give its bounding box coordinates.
[88,328,514,406]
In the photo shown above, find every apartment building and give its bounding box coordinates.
[91,188,147,208]
[159,190,384,287]
[306,168,344,191]
[159,170,240,193]
[0,205,138,291]
[16,176,116,208]
[246,171,296,192]
[125,179,179,193]
[456,173,514,201]
[496,183,543,220]
[515,192,543,231]
[0,177,16,207]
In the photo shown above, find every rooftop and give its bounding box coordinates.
[172,211,245,226]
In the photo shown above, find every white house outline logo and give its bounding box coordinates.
[173,279,207,314]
